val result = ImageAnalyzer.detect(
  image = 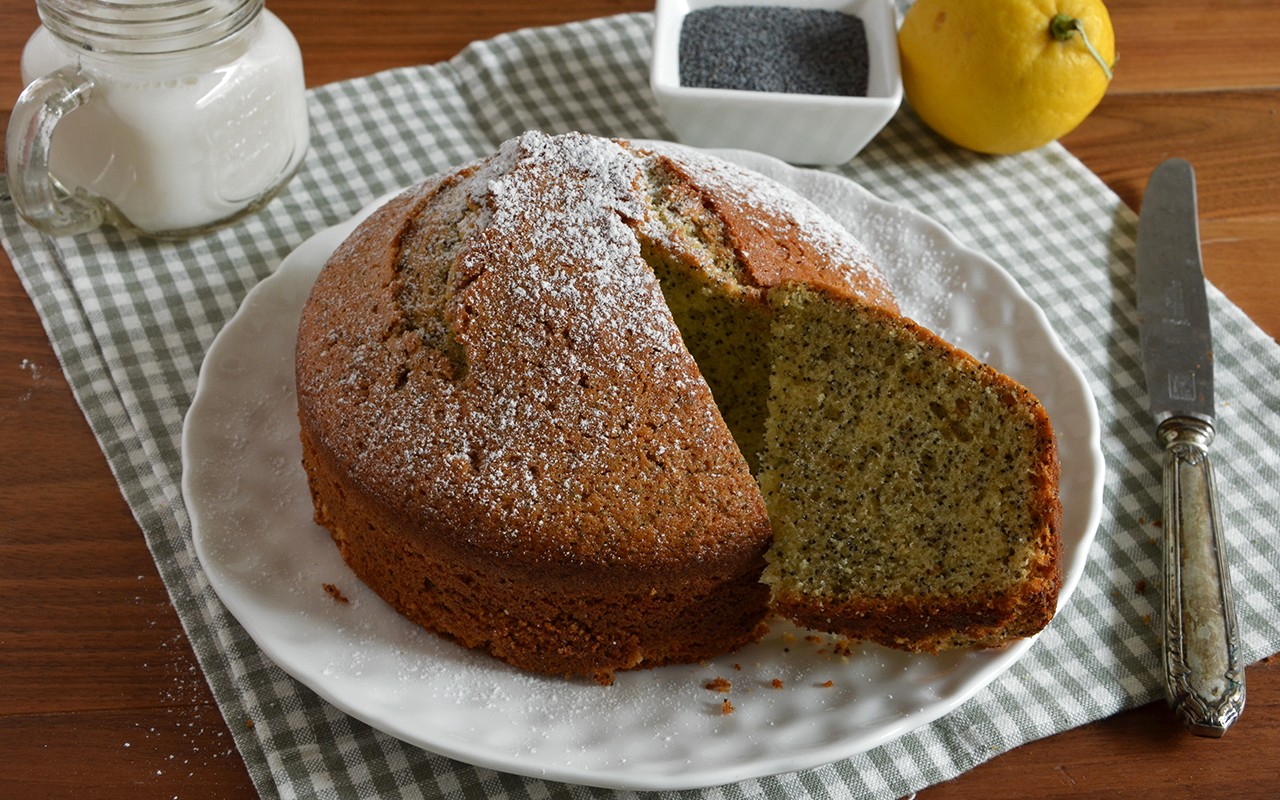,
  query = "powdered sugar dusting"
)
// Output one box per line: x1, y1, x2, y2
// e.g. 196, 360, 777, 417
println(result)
301, 131, 761, 565
639, 140, 895, 304
438, 133, 714, 528
297, 131, 910, 565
